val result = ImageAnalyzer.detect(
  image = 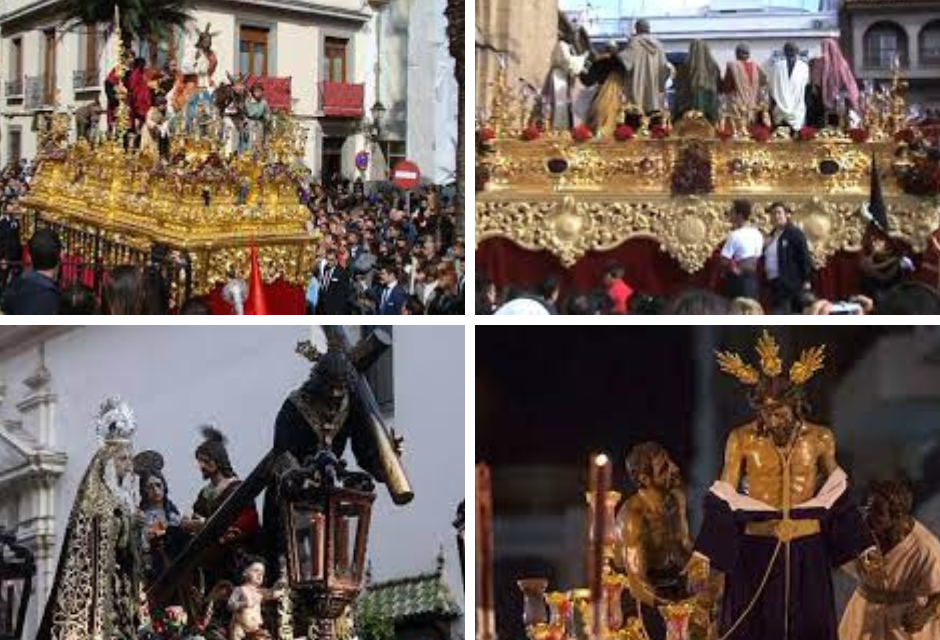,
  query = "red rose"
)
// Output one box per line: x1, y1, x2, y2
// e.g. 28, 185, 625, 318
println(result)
798, 126, 818, 141
895, 128, 916, 145
522, 125, 541, 141
750, 125, 771, 143
650, 125, 669, 140
572, 124, 594, 142
614, 124, 635, 141
480, 126, 496, 142
849, 128, 868, 144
